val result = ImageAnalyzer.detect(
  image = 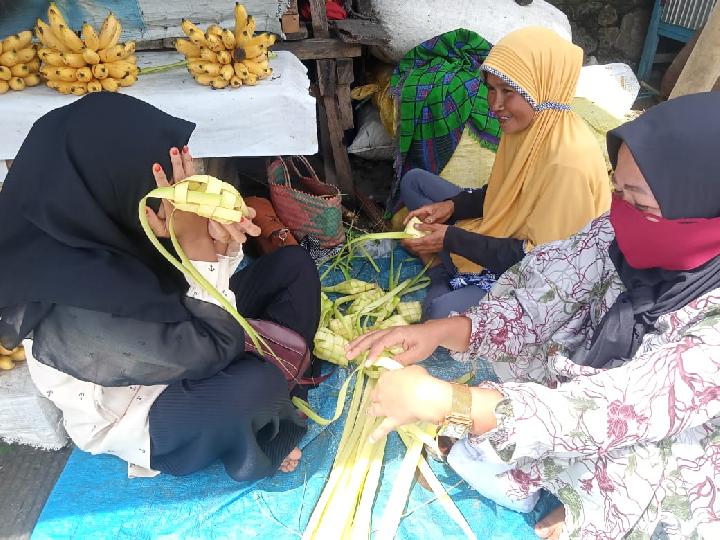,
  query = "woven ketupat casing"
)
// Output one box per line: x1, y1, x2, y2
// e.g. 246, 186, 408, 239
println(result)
268, 156, 345, 248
